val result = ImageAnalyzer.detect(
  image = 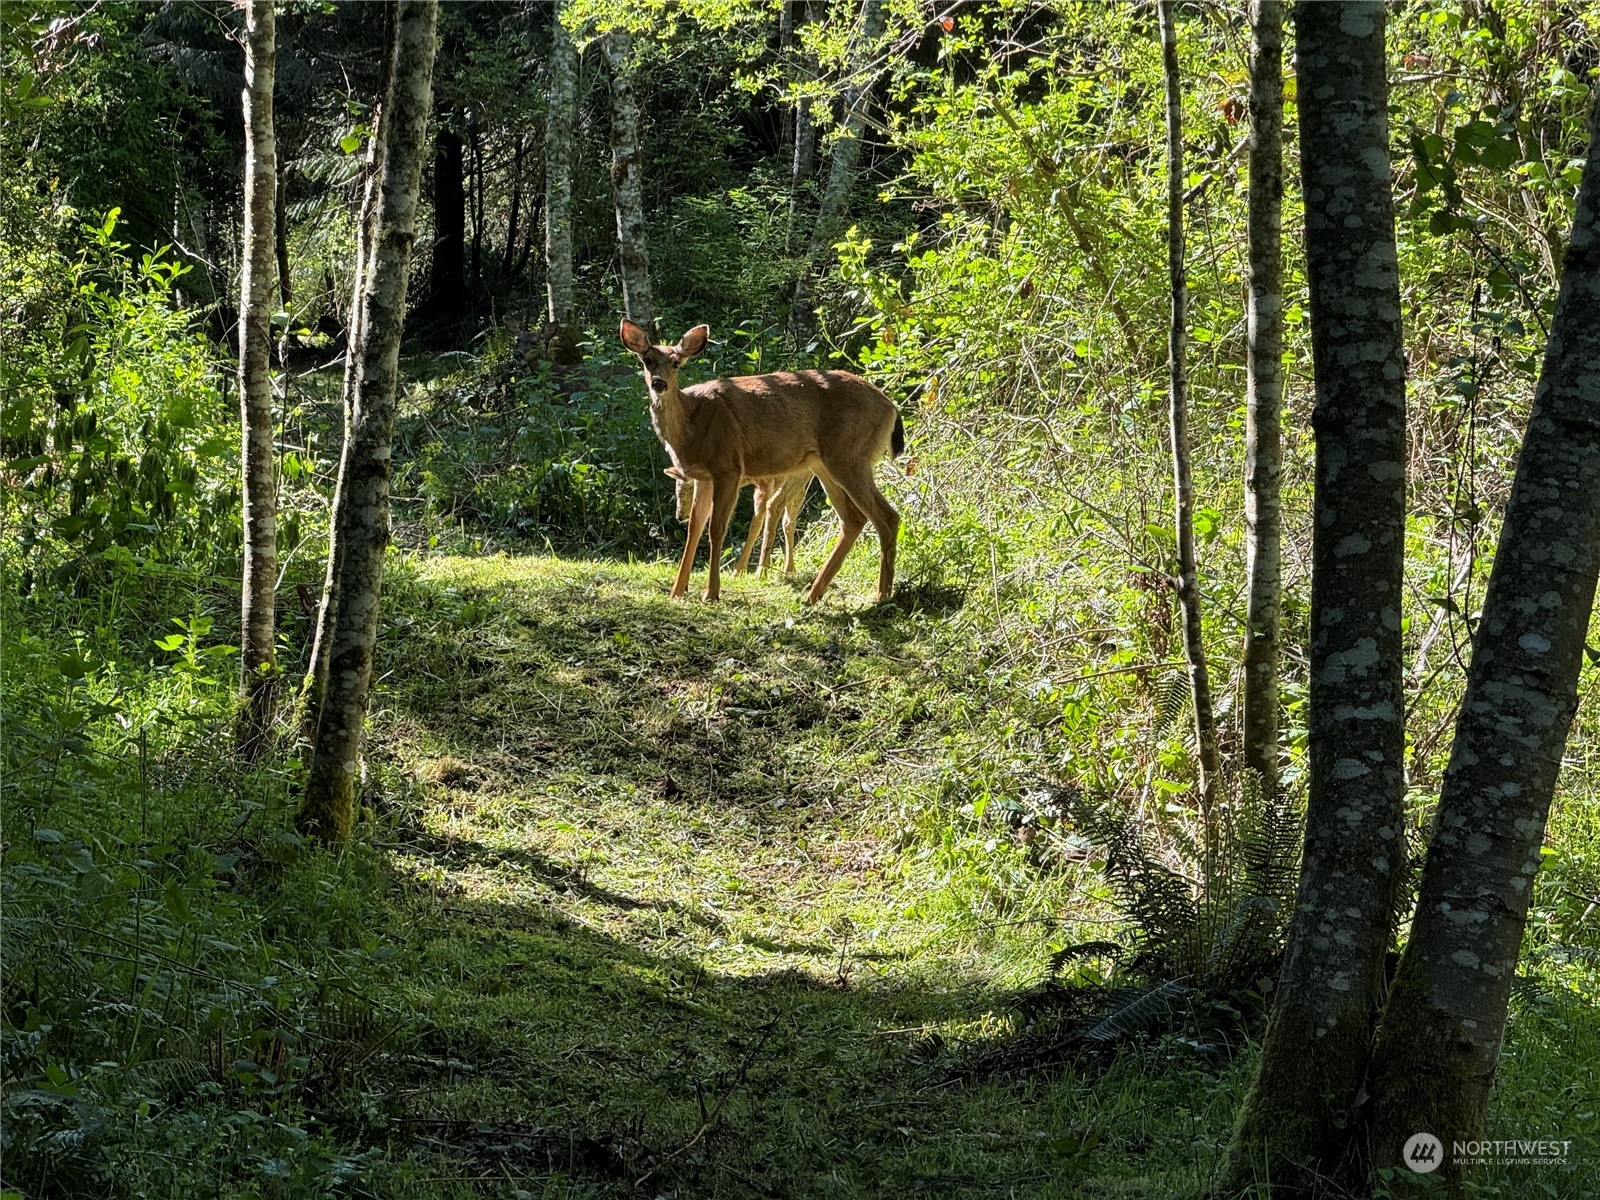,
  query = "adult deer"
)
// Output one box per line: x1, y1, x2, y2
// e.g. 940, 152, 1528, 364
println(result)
622, 319, 902, 604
